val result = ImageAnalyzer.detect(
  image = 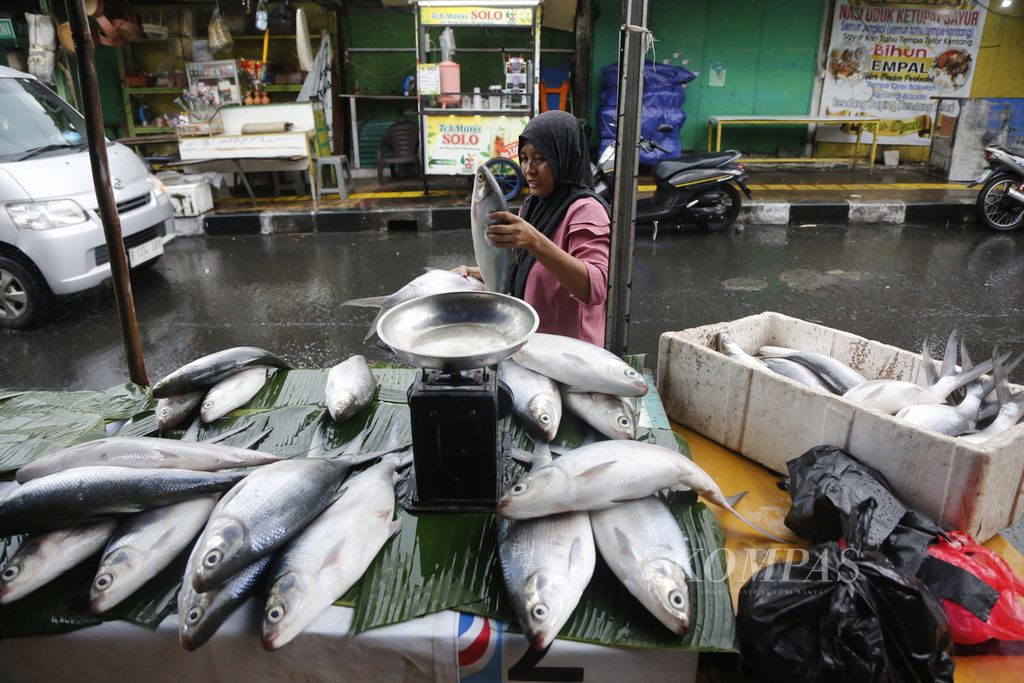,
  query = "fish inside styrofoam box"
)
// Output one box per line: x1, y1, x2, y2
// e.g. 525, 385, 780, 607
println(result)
656, 311, 1024, 542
